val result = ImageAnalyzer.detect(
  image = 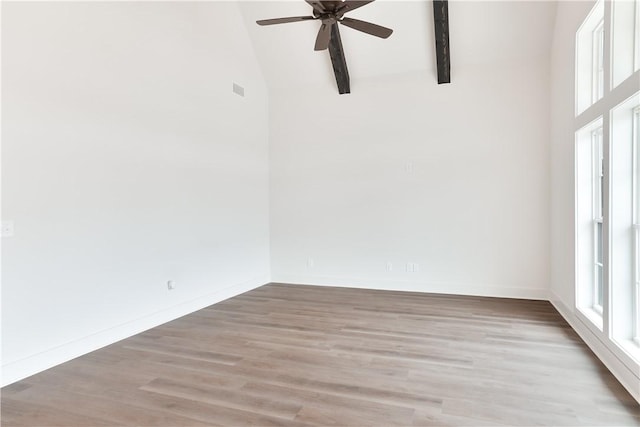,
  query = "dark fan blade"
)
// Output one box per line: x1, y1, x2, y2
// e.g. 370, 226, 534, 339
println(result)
257, 16, 316, 26
336, 0, 375, 15
339, 17, 393, 38
314, 21, 333, 51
